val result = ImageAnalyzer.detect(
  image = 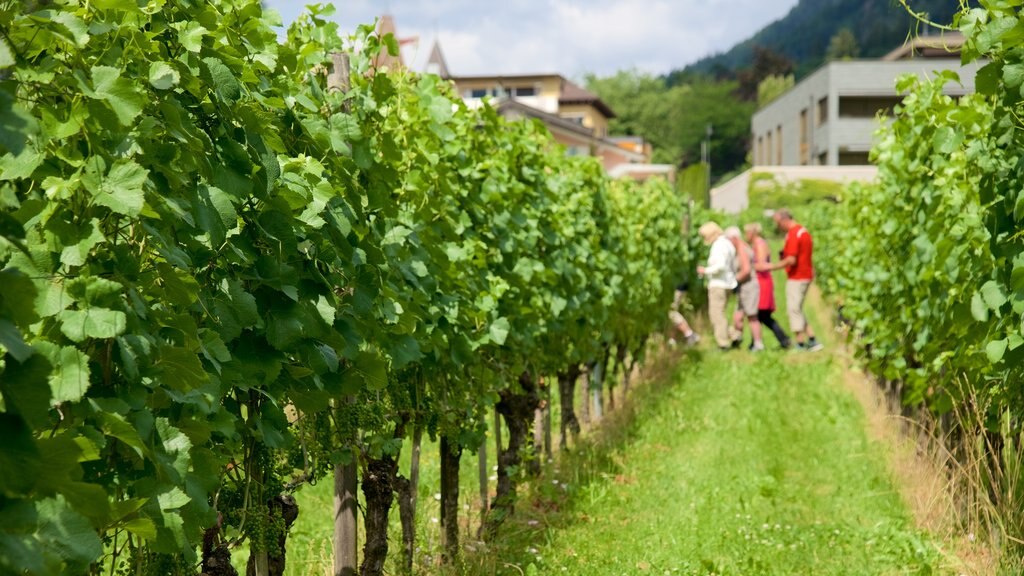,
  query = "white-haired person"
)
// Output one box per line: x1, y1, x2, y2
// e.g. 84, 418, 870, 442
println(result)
725, 226, 765, 351
745, 222, 791, 349
696, 222, 737, 350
